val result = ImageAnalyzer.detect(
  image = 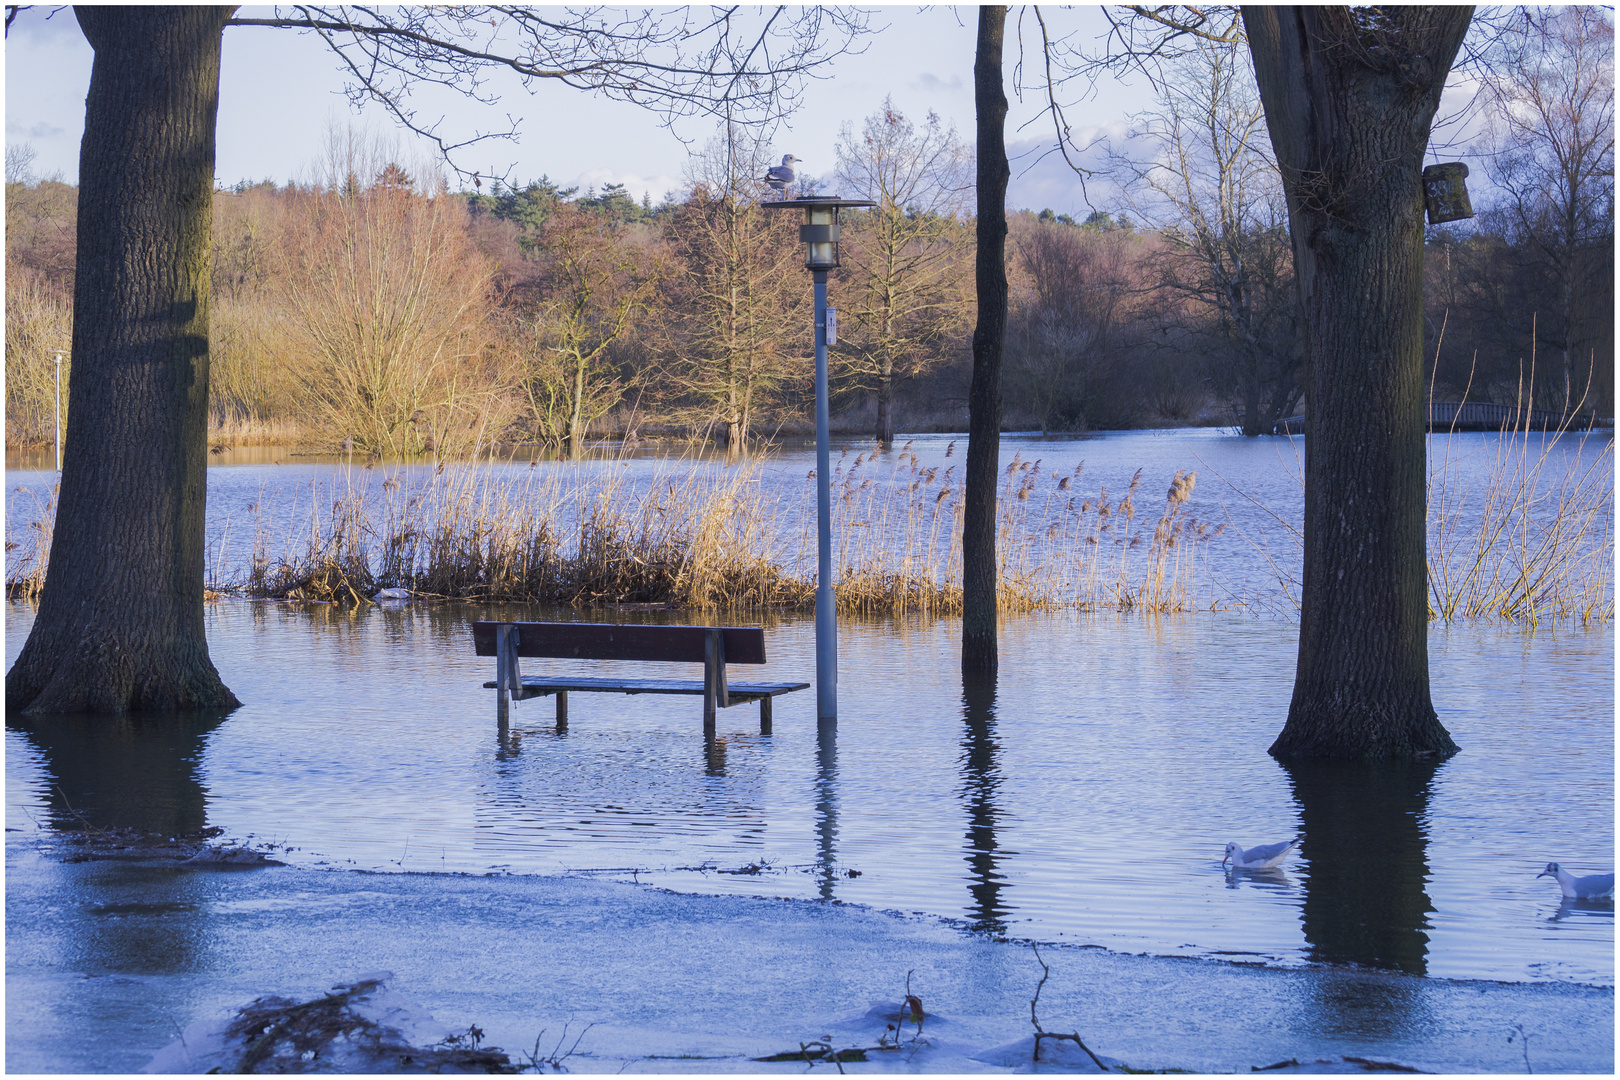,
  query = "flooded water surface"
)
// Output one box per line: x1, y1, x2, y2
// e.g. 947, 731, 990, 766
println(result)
5, 430, 1613, 991
6, 600, 1612, 987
